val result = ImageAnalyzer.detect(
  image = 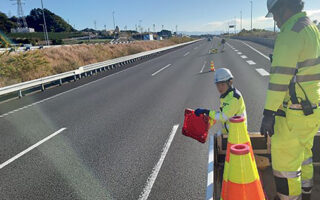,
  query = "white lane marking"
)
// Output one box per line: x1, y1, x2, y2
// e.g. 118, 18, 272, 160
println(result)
0, 59, 158, 119
200, 61, 207, 73
241, 41, 270, 60
138, 124, 180, 200
234, 49, 238, 52
206, 135, 214, 200
241, 55, 248, 59
246, 60, 256, 65
0, 128, 67, 170
237, 52, 242, 55
184, 52, 190, 56
256, 68, 270, 76
151, 64, 172, 76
